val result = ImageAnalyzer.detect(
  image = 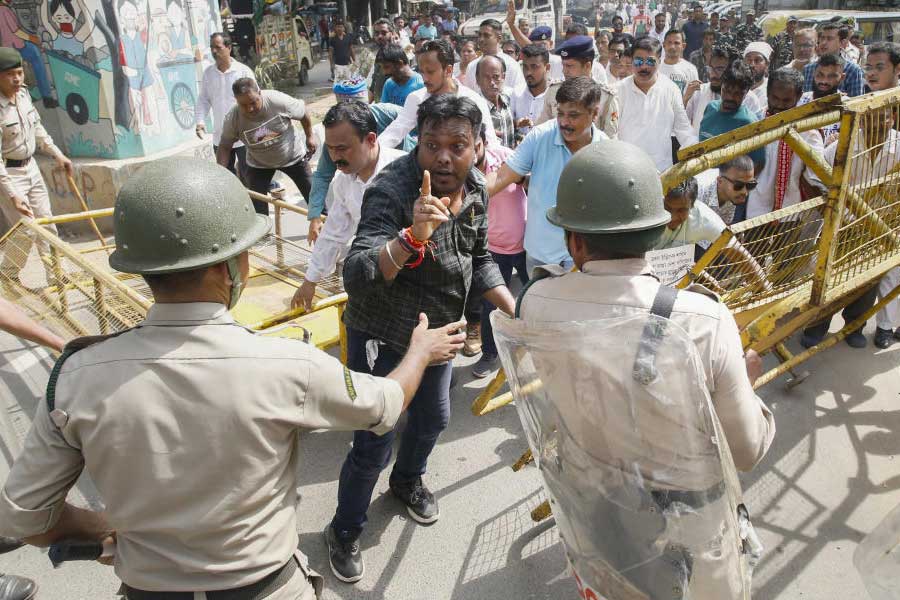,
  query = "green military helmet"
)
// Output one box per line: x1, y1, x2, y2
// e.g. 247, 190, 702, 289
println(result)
109, 157, 270, 275
546, 140, 669, 253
